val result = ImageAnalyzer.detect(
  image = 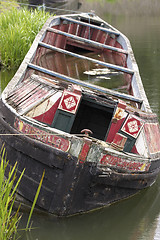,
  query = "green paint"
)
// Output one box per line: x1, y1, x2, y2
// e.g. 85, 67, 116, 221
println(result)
52, 110, 76, 133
